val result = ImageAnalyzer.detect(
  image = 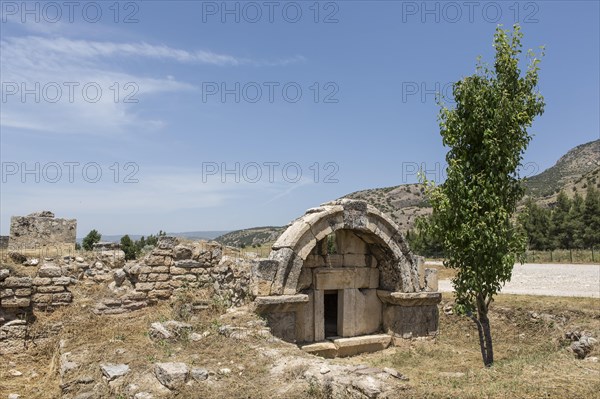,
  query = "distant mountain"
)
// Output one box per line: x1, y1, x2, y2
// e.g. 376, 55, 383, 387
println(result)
343, 139, 599, 233
188, 140, 600, 248
77, 231, 229, 243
